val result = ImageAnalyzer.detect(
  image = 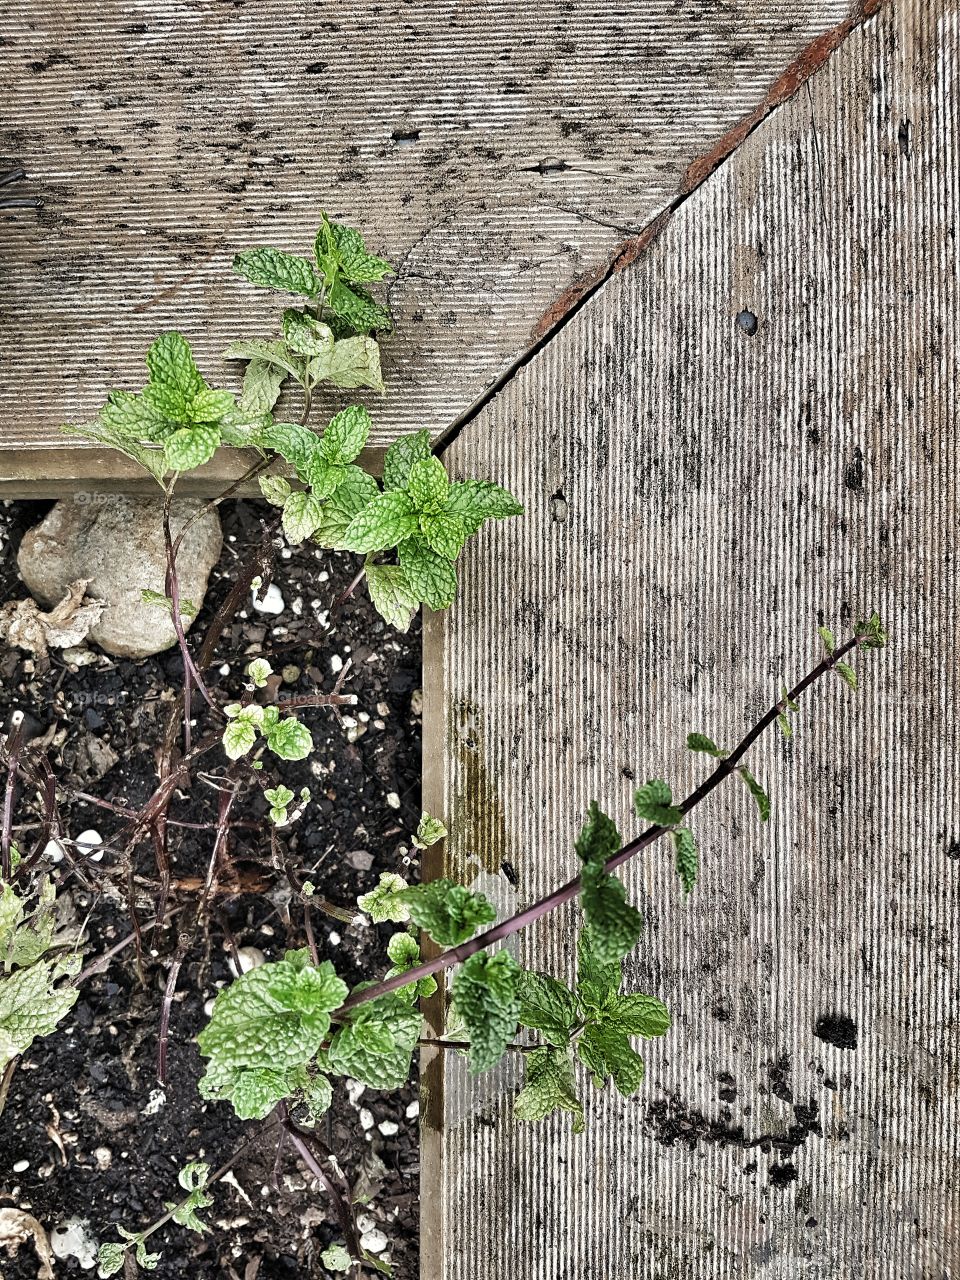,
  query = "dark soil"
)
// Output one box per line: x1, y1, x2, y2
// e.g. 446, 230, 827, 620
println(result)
0, 498, 423, 1279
